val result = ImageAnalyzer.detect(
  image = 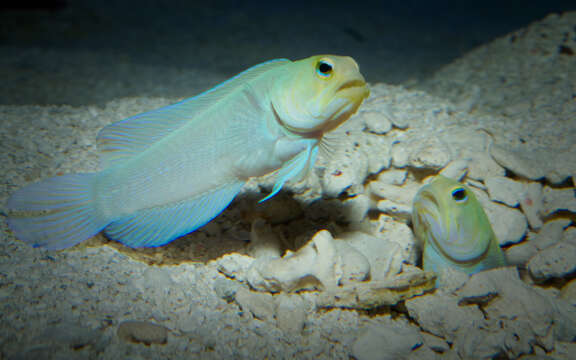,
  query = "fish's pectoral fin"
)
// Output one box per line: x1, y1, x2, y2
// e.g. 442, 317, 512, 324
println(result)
104, 182, 244, 248
259, 144, 318, 203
